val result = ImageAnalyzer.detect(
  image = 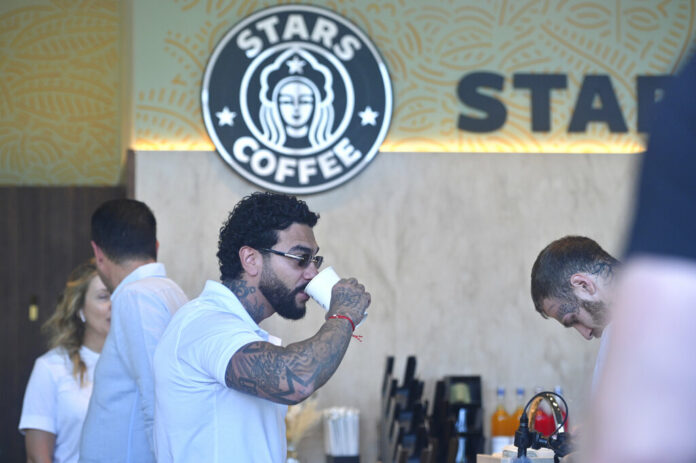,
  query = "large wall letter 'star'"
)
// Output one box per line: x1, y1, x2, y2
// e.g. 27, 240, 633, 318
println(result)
202, 5, 393, 194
